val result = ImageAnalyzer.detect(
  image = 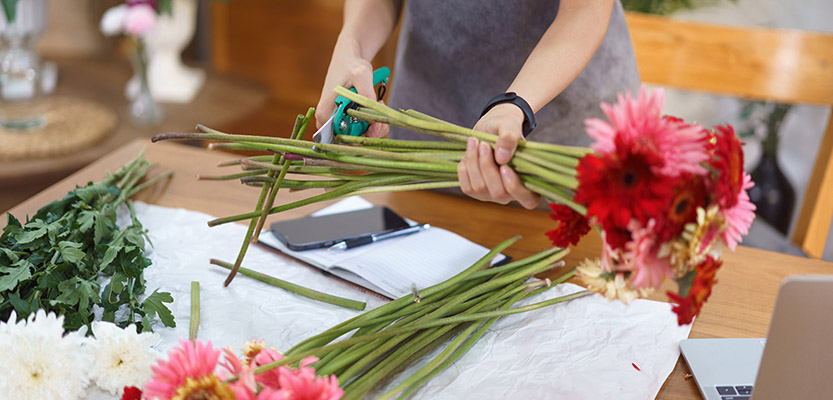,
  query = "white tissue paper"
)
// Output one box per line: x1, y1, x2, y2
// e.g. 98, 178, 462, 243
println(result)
124, 201, 691, 399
